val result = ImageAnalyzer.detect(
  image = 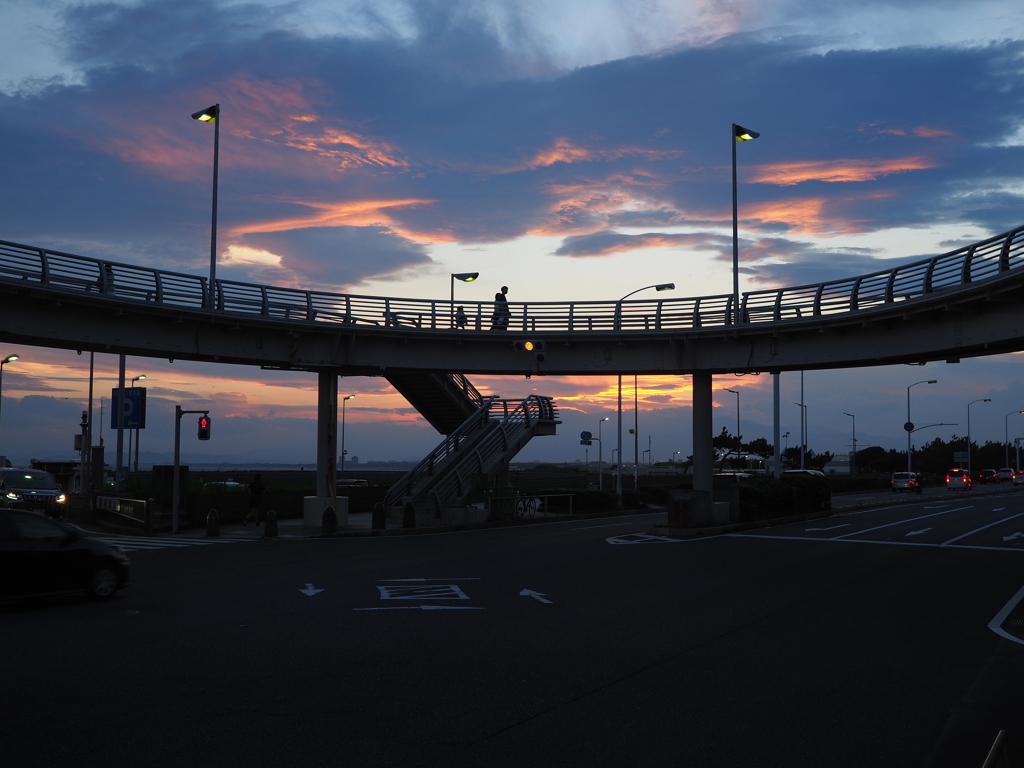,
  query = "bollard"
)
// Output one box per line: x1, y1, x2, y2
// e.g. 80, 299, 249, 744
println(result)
372, 502, 386, 530
205, 509, 220, 537
322, 505, 337, 536
402, 501, 416, 529
264, 509, 278, 537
